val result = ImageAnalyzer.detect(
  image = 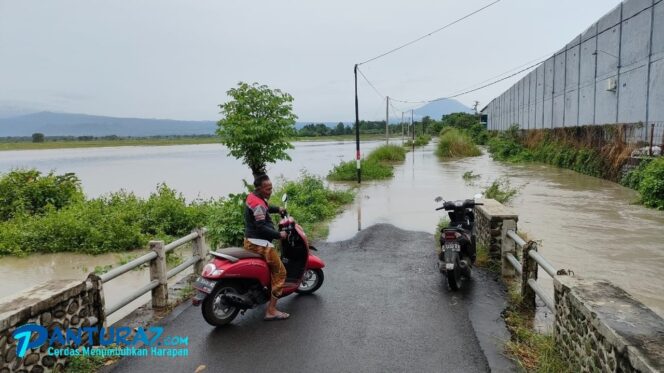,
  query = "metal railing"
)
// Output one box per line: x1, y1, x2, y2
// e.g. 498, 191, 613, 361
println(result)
99, 228, 209, 317
503, 229, 561, 312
